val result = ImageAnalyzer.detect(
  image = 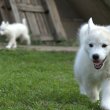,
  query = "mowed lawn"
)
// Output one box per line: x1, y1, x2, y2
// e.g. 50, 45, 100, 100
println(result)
0, 49, 100, 110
